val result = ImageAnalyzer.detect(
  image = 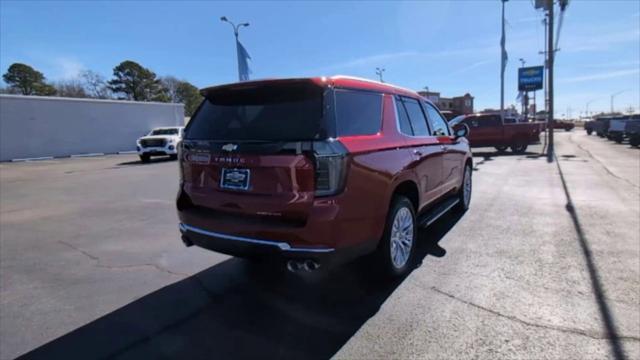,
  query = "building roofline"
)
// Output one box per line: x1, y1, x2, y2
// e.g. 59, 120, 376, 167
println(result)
0, 94, 184, 107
